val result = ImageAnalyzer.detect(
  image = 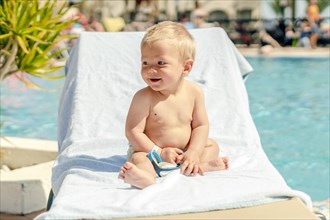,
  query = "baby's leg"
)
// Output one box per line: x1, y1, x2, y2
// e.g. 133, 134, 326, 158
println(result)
119, 152, 156, 189
200, 139, 229, 172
